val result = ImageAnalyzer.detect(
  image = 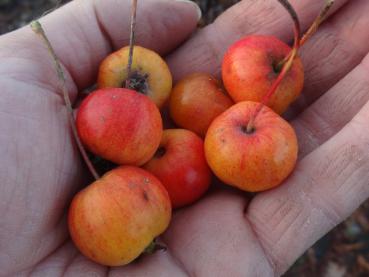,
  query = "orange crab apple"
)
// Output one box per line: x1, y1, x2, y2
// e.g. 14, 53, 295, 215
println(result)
76, 88, 162, 166
68, 166, 171, 266
205, 101, 298, 192
222, 35, 304, 114
98, 45, 172, 108
144, 129, 211, 208
169, 73, 233, 137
